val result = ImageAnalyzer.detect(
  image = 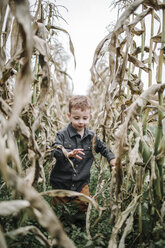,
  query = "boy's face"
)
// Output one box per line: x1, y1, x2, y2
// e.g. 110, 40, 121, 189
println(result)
67, 108, 91, 133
